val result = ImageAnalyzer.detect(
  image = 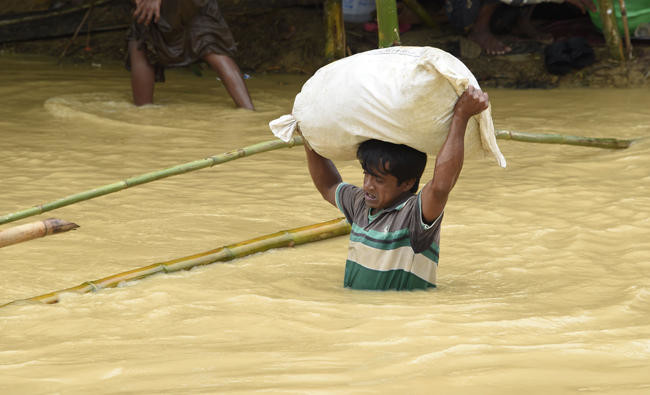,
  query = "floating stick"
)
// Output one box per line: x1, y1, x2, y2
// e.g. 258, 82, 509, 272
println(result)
0, 218, 78, 248
0, 217, 351, 308
495, 130, 633, 149
0, 136, 303, 226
